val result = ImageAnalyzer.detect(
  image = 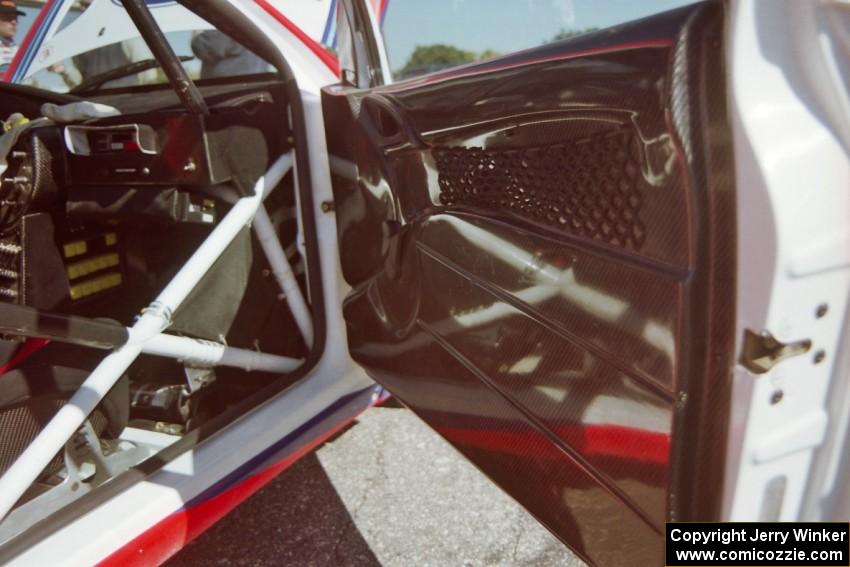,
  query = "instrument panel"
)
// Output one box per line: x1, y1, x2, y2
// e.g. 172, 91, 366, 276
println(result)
63, 113, 215, 187
60, 101, 276, 198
